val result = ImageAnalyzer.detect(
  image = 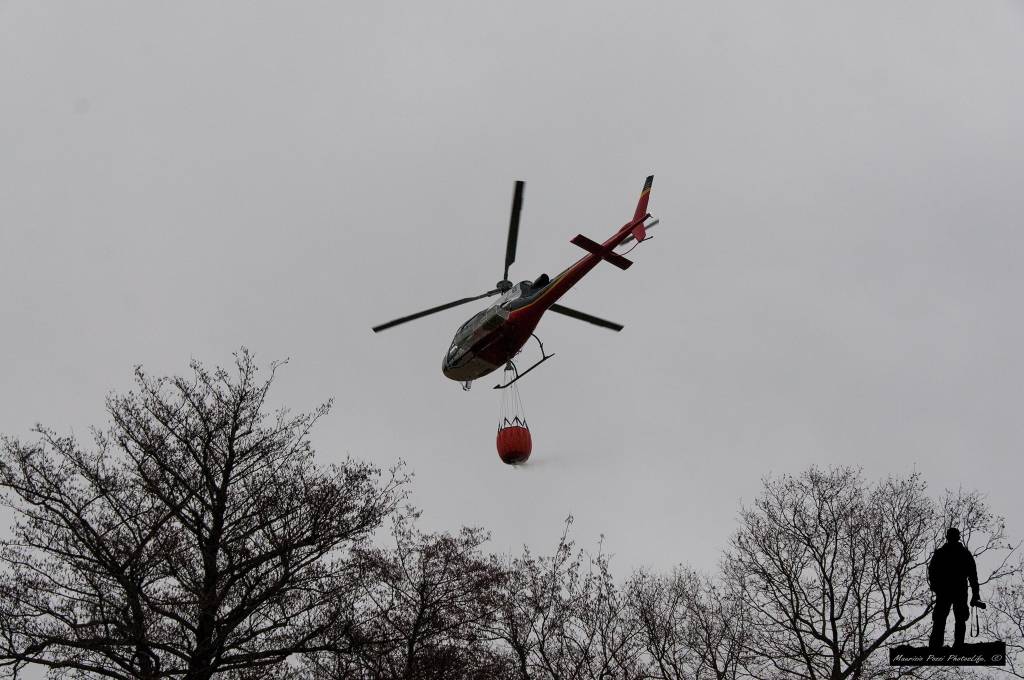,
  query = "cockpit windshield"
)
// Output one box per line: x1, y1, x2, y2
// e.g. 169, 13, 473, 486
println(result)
456, 310, 488, 335
452, 305, 508, 348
